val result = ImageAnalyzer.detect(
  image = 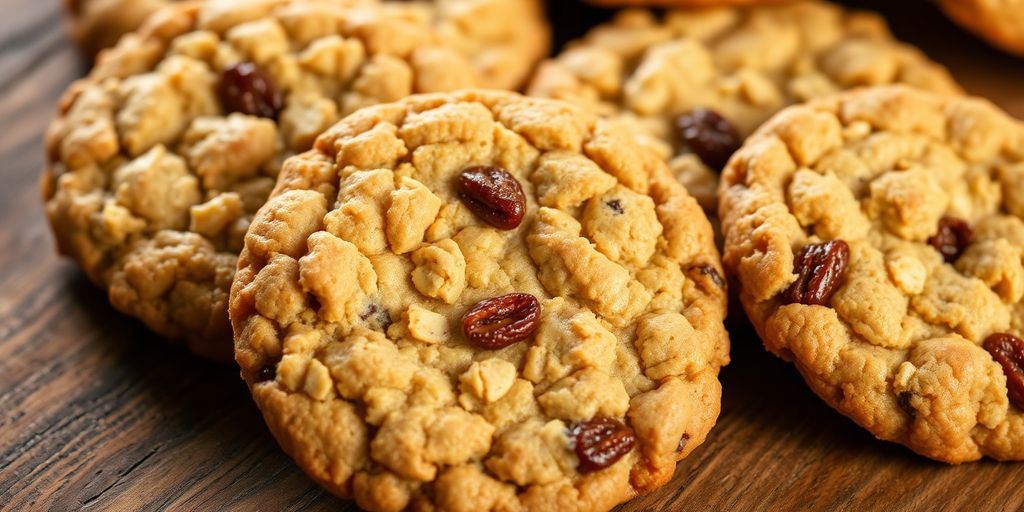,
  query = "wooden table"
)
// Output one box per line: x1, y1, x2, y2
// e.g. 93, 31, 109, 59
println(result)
2, 0, 1022, 510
